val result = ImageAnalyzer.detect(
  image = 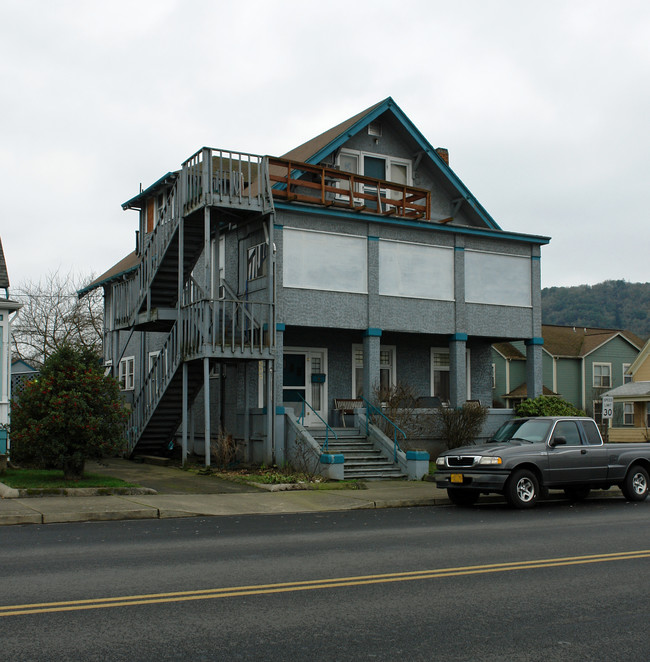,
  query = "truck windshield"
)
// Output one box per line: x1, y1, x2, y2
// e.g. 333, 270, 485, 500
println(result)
491, 419, 552, 444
